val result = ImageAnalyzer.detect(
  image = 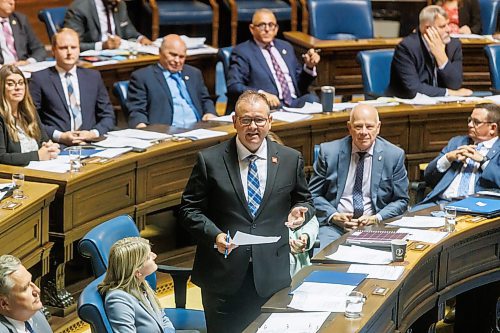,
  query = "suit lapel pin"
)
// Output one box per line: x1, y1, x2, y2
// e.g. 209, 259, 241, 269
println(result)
184, 75, 189, 81
378, 156, 382, 161
11, 20, 16, 25
272, 156, 278, 164
282, 49, 287, 55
